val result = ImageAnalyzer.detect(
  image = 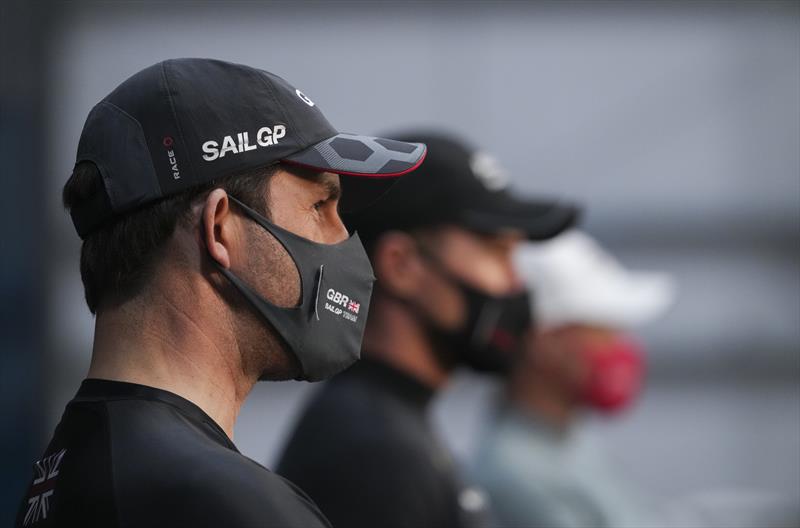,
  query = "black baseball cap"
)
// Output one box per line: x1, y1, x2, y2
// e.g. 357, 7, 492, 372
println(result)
344, 131, 580, 242
69, 58, 427, 239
